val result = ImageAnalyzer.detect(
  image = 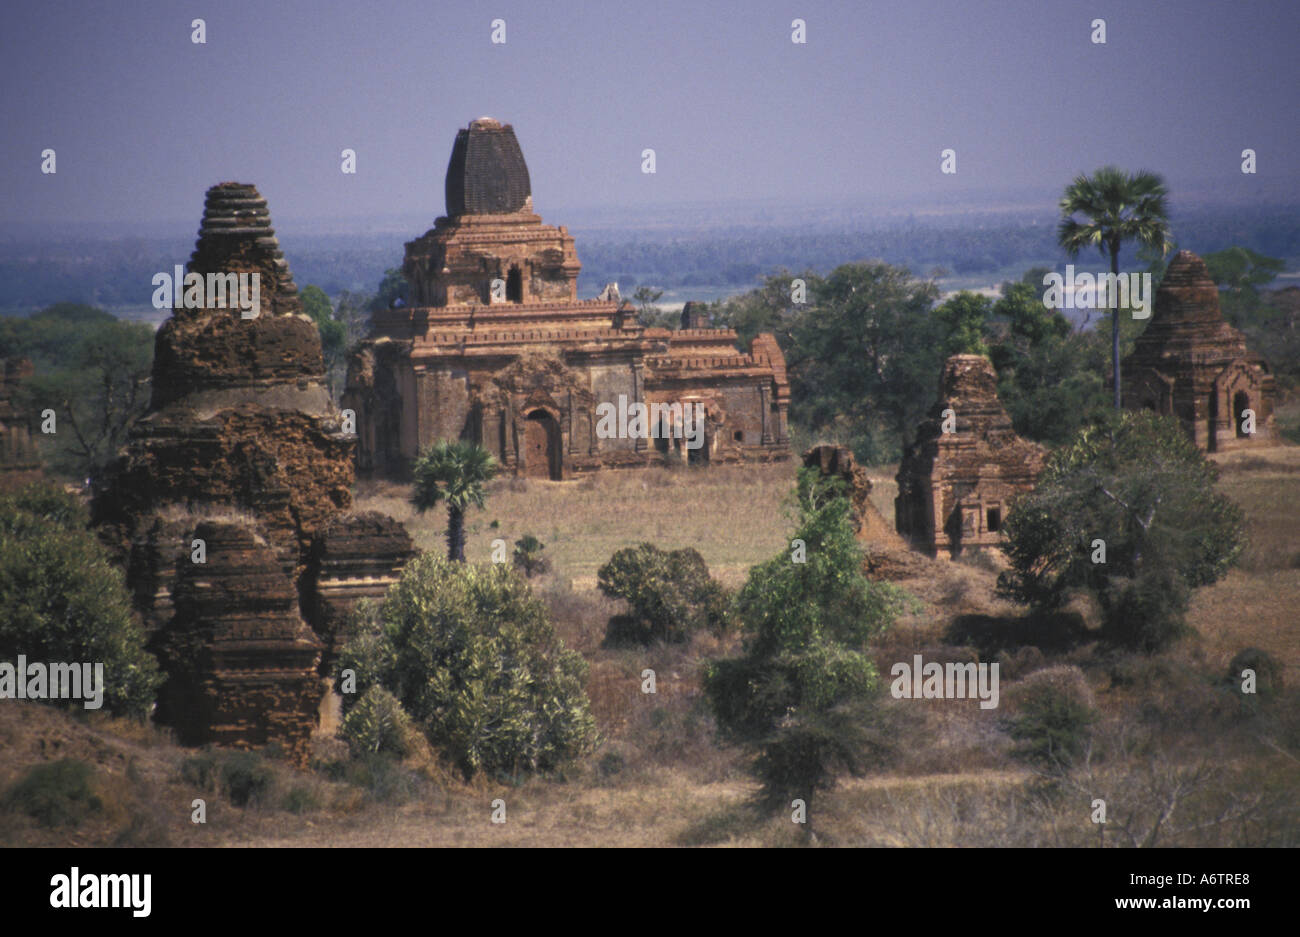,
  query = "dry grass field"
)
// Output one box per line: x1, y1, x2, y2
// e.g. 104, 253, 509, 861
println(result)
355, 462, 801, 590
3, 442, 1296, 848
